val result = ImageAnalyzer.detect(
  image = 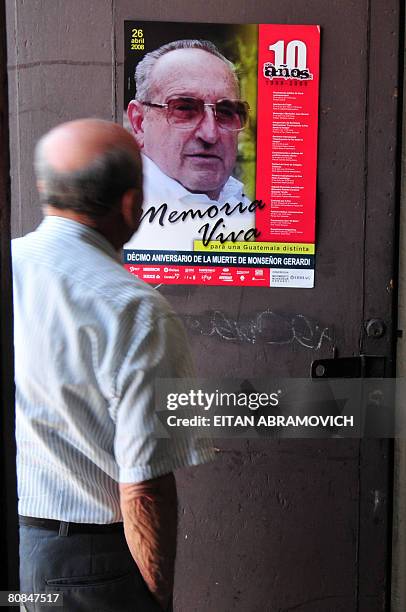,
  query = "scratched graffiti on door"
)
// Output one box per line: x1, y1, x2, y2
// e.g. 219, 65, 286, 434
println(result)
183, 310, 334, 350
